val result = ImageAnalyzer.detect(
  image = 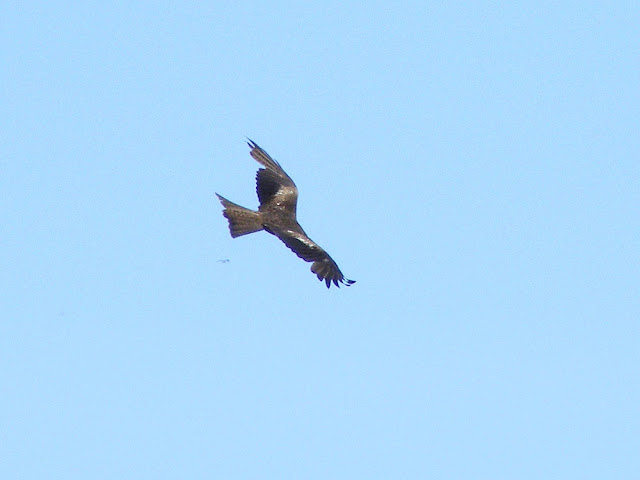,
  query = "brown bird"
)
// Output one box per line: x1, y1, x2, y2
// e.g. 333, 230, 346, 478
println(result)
216, 140, 355, 288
